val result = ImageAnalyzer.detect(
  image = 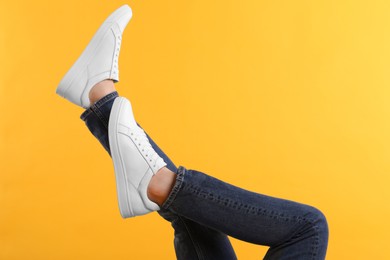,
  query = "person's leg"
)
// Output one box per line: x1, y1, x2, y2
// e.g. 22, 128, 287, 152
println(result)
108, 95, 328, 259
55, 4, 236, 256
57, 5, 328, 258
154, 167, 329, 260
80, 84, 237, 260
